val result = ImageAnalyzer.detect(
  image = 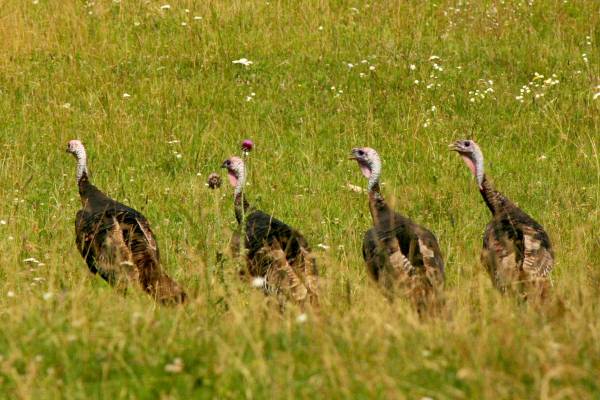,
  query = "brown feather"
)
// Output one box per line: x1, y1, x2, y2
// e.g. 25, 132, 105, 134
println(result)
233, 199, 319, 309
74, 176, 186, 304
480, 176, 554, 301
363, 183, 445, 314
